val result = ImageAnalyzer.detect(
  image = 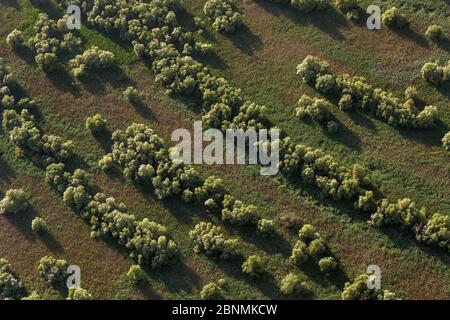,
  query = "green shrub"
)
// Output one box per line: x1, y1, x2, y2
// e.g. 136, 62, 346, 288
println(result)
421, 62, 444, 86
67, 287, 93, 300
382, 7, 408, 28
37, 256, 68, 284
31, 217, 47, 233
204, 0, 242, 33
70, 46, 115, 78
308, 238, 327, 259
318, 257, 337, 274
189, 222, 238, 259
257, 219, 275, 236
279, 273, 309, 296
418, 213, 450, 252
338, 94, 353, 111
221, 195, 257, 225
404, 86, 419, 102
22, 291, 41, 300
35, 53, 60, 73
99, 154, 114, 172
342, 273, 398, 300
289, 240, 309, 265
295, 95, 331, 123
315, 74, 337, 94
199, 281, 224, 300
291, 0, 329, 12
242, 255, 265, 277
0, 188, 31, 215
296, 55, 331, 85
127, 265, 147, 283
123, 86, 141, 104
86, 114, 108, 134
6, 29, 25, 48
298, 224, 320, 242
425, 25, 443, 42
0, 258, 26, 300
335, 0, 361, 21
442, 131, 450, 151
